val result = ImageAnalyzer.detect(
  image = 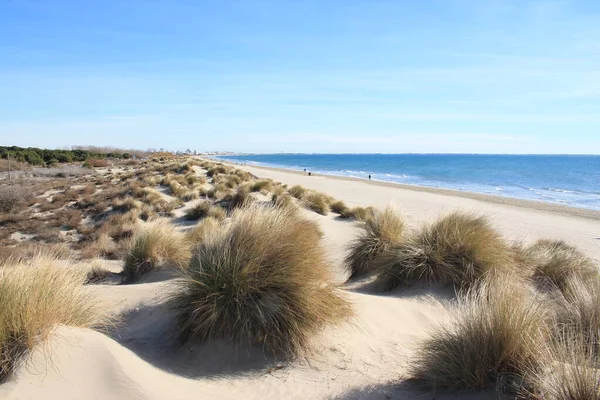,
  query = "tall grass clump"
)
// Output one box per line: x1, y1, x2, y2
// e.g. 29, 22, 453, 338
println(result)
185, 217, 221, 245
170, 204, 352, 356
251, 179, 273, 193
411, 276, 551, 392
288, 185, 306, 199
123, 219, 190, 282
207, 205, 226, 220
524, 239, 598, 290
339, 206, 375, 221
229, 186, 253, 210
225, 175, 242, 188
272, 193, 297, 211
557, 275, 600, 351
0, 256, 113, 380
376, 212, 514, 291
302, 191, 330, 215
523, 329, 600, 400
330, 200, 348, 214
345, 206, 406, 280
184, 201, 211, 221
